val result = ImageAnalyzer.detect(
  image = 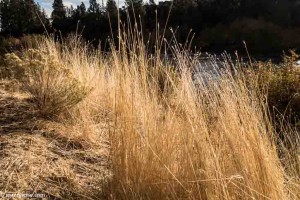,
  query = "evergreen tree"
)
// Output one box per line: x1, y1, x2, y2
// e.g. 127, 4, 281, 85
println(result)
51, 0, 66, 38
72, 2, 87, 19
88, 0, 100, 13
22, 0, 39, 32
7, 0, 22, 34
0, 0, 11, 32
144, 0, 157, 31
125, 0, 145, 17
125, 0, 145, 29
78, 2, 87, 17
106, 0, 118, 18
149, 0, 156, 5
0, 0, 48, 35
41, 8, 50, 28
52, 0, 66, 22
66, 5, 74, 17
106, 0, 118, 32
